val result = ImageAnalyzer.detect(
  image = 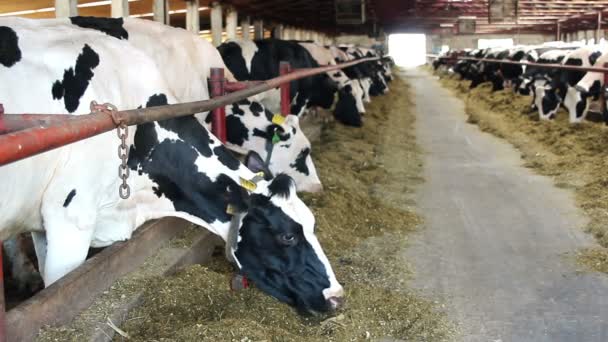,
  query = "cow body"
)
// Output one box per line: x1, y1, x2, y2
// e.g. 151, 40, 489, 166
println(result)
0, 17, 343, 312
67, 17, 322, 192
